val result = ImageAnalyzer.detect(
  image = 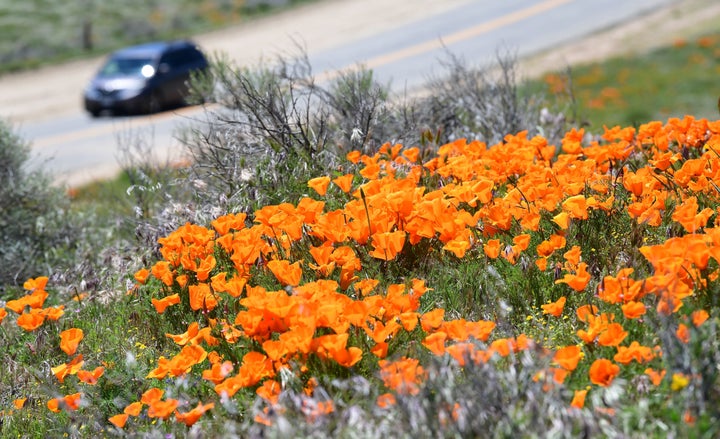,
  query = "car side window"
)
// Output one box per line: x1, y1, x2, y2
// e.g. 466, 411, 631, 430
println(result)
160, 51, 181, 69
157, 46, 206, 75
